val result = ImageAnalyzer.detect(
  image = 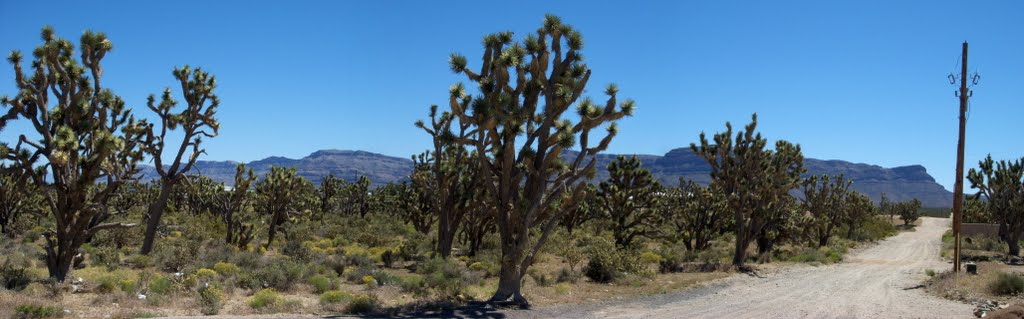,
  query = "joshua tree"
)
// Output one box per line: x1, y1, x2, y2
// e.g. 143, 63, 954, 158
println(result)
344, 176, 372, 218
967, 155, 1024, 255
212, 164, 257, 249
256, 166, 313, 249
443, 15, 633, 305
0, 27, 150, 281
597, 155, 661, 248
665, 179, 727, 251
460, 190, 495, 257
801, 174, 852, 247
963, 197, 992, 224
691, 114, 804, 267
880, 193, 895, 222
561, 184, 596, 234
139, 66, 220, 255
416, 105, 481, 258
317, 174, 344, 222
895, 199, 922, 226
171, 174, 221, 215
0, 166, 43, 236
398, 172, 438, 234
844, 192, 875, 239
